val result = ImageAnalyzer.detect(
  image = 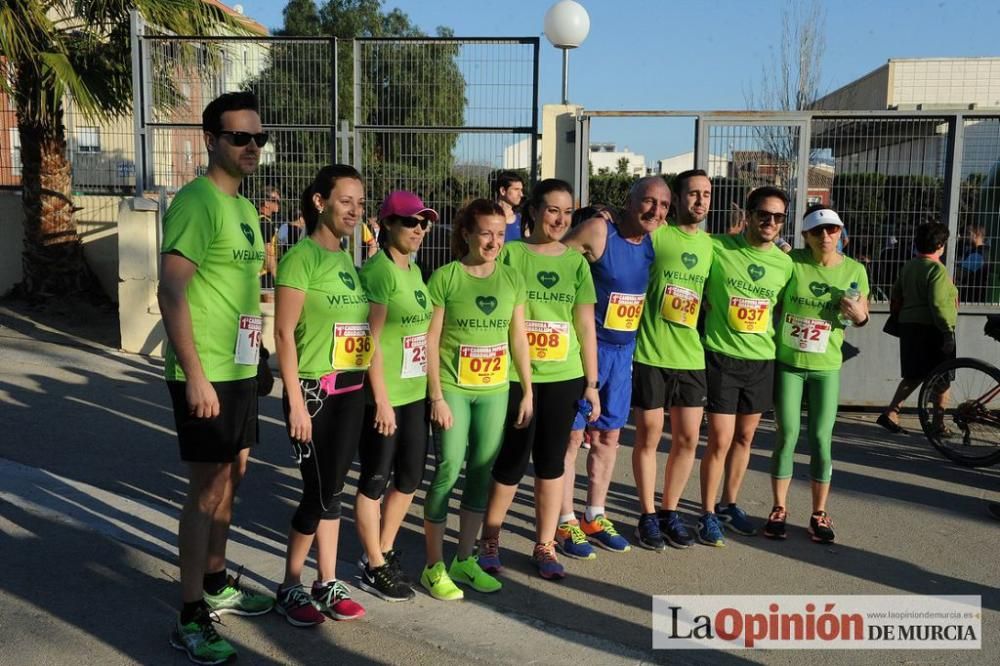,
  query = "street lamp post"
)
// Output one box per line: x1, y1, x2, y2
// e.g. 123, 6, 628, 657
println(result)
543, 0, 590, 105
